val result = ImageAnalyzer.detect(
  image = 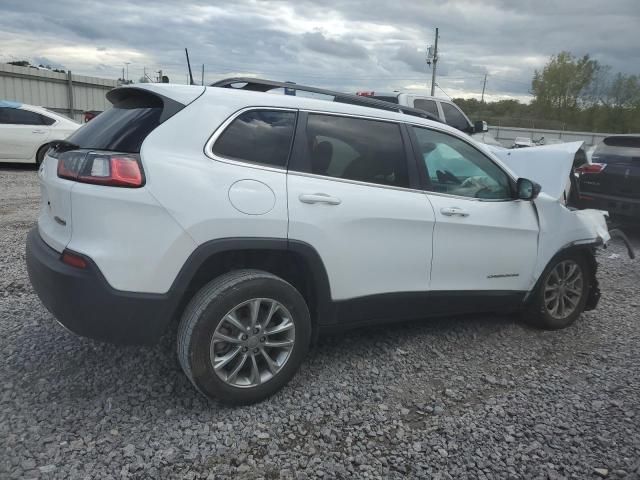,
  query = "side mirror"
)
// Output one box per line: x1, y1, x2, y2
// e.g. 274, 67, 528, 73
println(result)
517, 178, 542, 200
474, 120, 489, 133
